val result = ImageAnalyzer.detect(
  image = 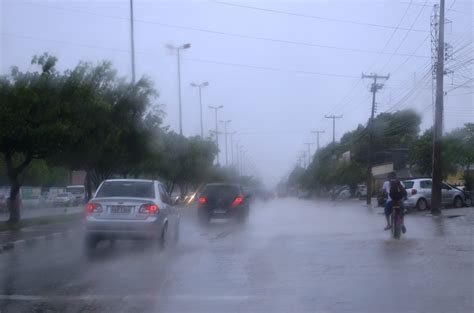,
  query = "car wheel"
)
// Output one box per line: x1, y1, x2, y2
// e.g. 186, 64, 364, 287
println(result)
159, 223, 168, 250
453, 196, 464, 208
85, 234, 98, 251
198, 208, 210, 226
416, 198, 428, 211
